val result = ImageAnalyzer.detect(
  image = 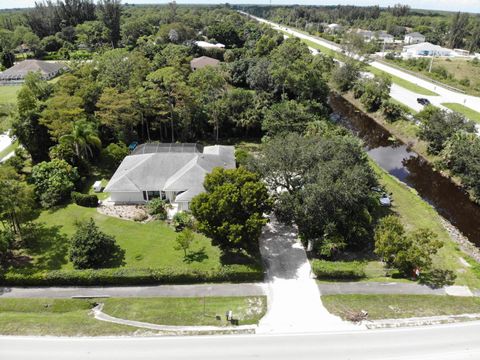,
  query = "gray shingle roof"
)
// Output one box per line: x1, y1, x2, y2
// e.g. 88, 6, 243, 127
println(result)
0, 60, 66, 80
105, 144, 235, 202
190, 56, 220, 70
